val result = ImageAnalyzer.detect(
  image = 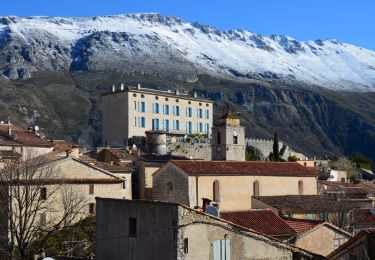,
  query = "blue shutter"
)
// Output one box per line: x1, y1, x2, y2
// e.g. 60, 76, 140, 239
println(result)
144, 103, 147, 112
185, 107, 188, 117
138, 102, 141, 112
138, 117, 141, 127
152, 103, 155, 113
144, 118, 147, 128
